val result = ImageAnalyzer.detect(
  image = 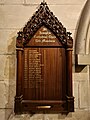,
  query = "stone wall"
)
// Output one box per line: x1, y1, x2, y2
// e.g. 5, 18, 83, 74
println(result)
0, 0, 90, 120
